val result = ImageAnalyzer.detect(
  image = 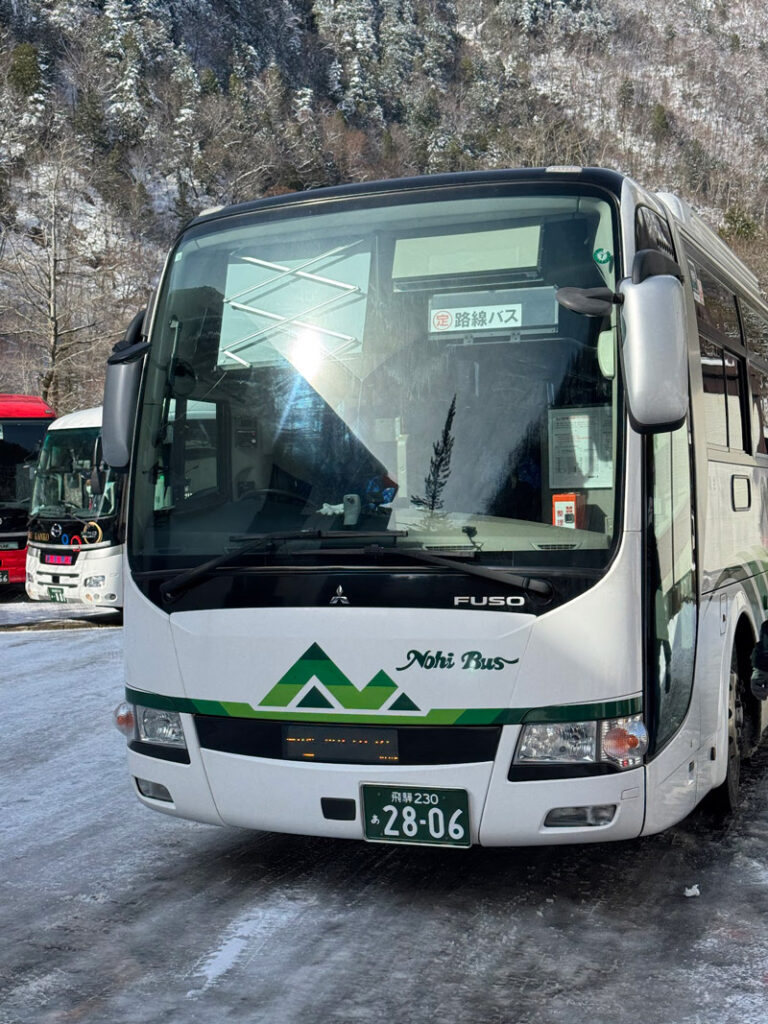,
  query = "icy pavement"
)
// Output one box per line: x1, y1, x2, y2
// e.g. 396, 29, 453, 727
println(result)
1, 626, 768, 1024
0, 588, 120, 631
